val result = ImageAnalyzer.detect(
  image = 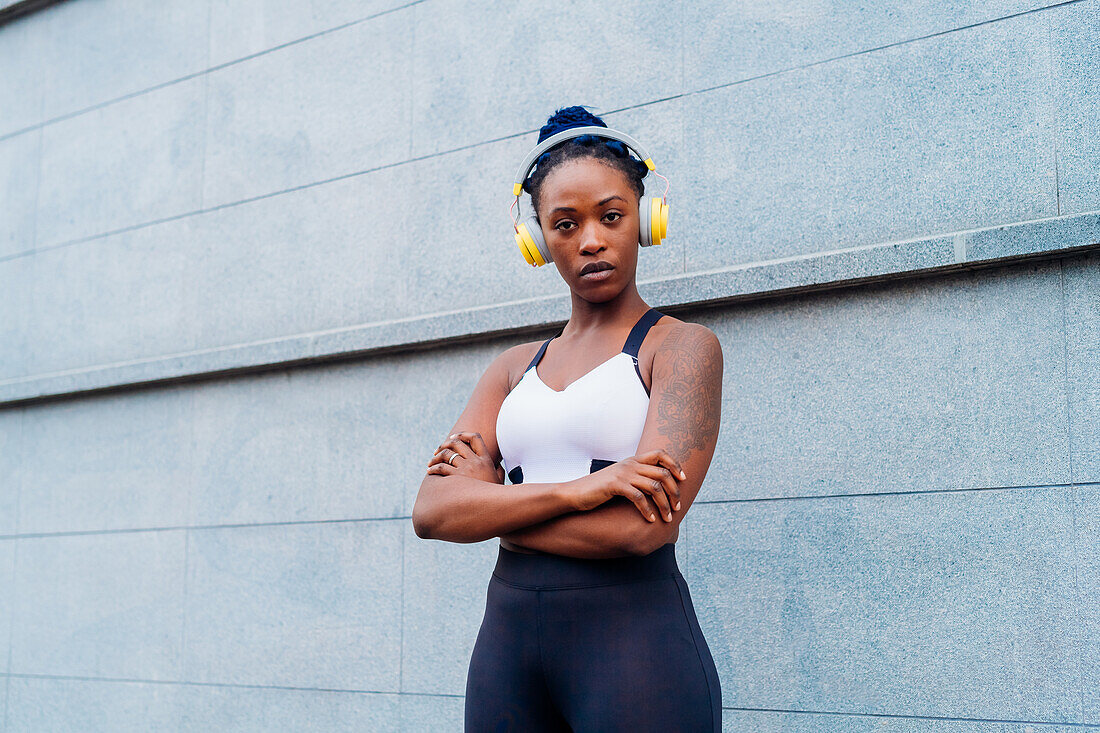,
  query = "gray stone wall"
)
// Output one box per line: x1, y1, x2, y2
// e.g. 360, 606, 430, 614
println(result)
1, 0, 1097, 730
